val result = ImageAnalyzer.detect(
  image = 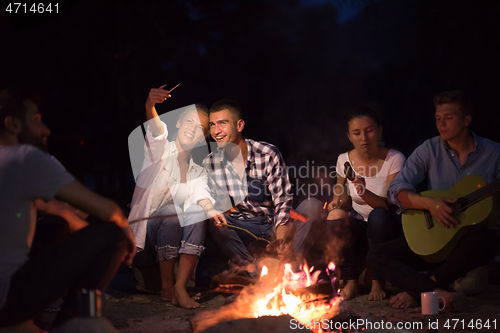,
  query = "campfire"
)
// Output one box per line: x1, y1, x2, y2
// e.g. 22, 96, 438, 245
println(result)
191, 260, 343, 333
